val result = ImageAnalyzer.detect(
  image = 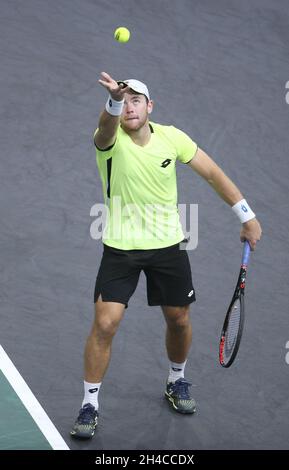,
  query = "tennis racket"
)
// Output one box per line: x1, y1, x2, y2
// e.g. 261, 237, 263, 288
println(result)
219, 240, 251, 367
